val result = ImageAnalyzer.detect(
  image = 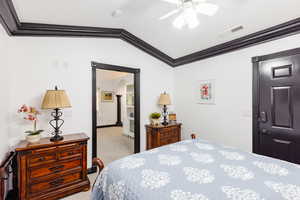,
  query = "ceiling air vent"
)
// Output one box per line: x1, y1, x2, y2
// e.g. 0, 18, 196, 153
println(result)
231, 25, 244, 33
111, 9, 123, 18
